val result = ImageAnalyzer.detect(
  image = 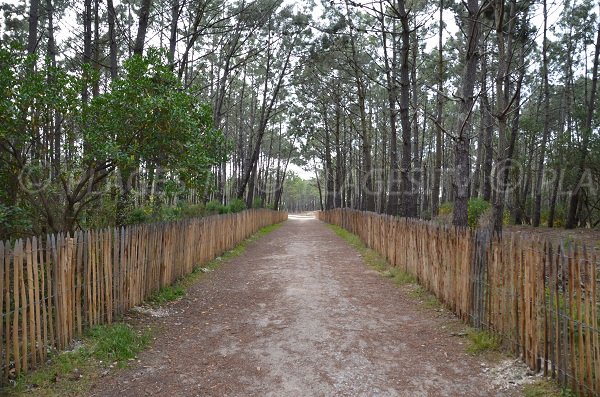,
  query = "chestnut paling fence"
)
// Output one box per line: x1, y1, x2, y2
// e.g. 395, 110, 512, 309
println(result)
318, 209, 600, 397
0, 209, 287, 384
